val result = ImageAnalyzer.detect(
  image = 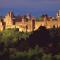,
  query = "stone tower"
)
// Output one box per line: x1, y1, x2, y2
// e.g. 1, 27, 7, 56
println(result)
31, 16, 35, 31
4, 11, 14, 29
0, 18, 3, 31
56, 10, 60, 21
56, 10, 60, 27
